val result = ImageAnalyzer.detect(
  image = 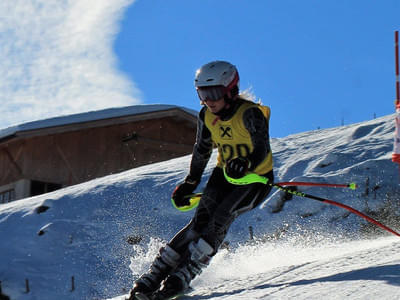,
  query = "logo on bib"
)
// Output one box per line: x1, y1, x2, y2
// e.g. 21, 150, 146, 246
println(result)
219, 126, 233, 139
